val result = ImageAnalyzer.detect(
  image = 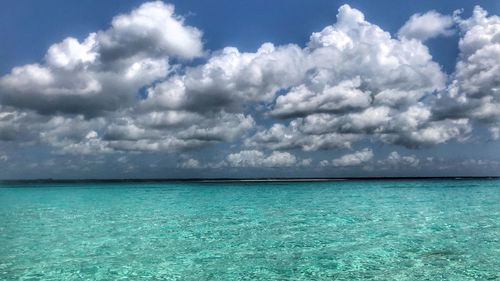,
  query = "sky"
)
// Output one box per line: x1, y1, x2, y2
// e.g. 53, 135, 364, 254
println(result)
0, 0, 499, 179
